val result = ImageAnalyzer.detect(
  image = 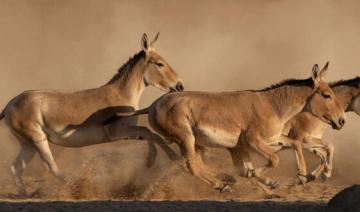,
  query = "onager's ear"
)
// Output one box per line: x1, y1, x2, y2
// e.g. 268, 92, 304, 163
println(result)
320, 61, 329, 80
142, 33, 149, 52
312, 64, 322, 86
150, 32, 160, 49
